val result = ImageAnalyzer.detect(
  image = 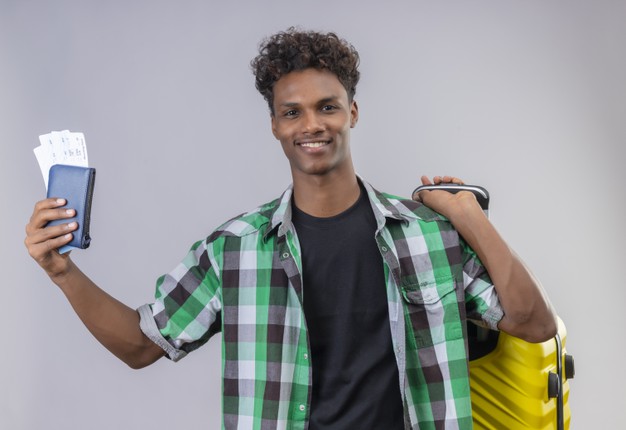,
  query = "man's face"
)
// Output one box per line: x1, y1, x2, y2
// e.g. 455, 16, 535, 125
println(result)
271, 68, 358, 181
